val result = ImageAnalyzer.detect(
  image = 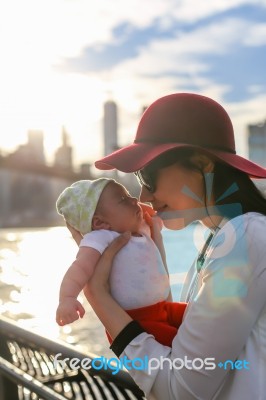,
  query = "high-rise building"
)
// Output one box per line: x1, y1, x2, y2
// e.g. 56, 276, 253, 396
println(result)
54, 126, 73, 170
27, 129, 46, 164
248, 120, 266, 167
8, 129, 46, 164
103, 100, 118, 156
